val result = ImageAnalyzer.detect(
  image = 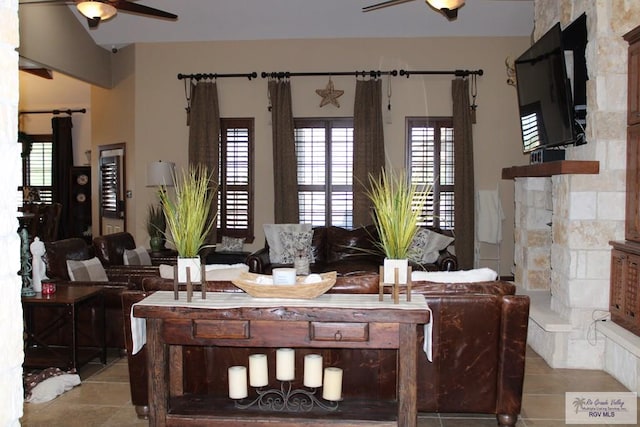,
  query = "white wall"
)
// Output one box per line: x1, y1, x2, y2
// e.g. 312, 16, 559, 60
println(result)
0, 0, 26, 425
